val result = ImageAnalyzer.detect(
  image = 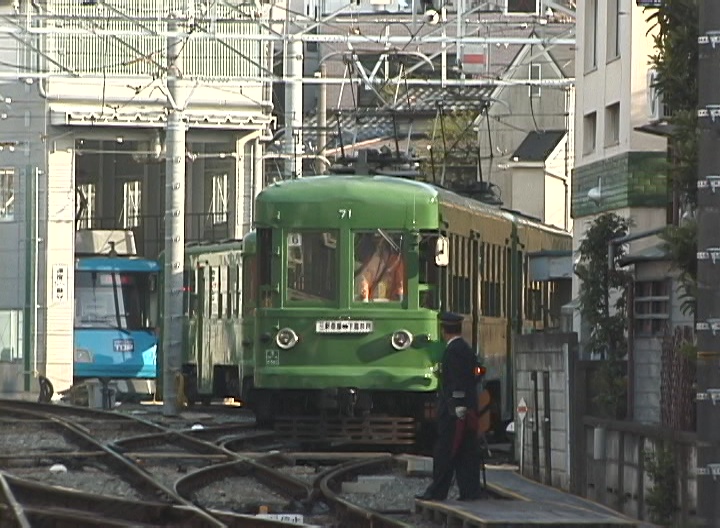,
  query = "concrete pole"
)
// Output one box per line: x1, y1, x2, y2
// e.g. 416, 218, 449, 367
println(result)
315, 64, 327, 175
284, 36, 304, 178
697, 2, 720, 524
456, 0, 464, 77
162, 13, 187, 417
